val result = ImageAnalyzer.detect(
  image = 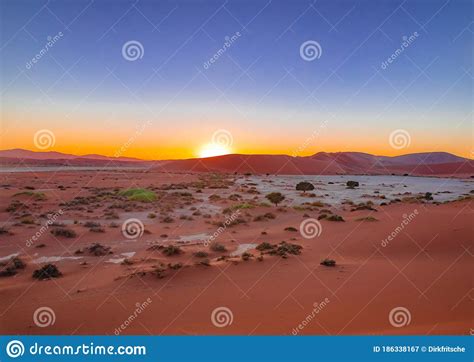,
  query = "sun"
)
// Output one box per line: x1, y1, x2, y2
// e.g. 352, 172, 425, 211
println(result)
198, 143, 231, 158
